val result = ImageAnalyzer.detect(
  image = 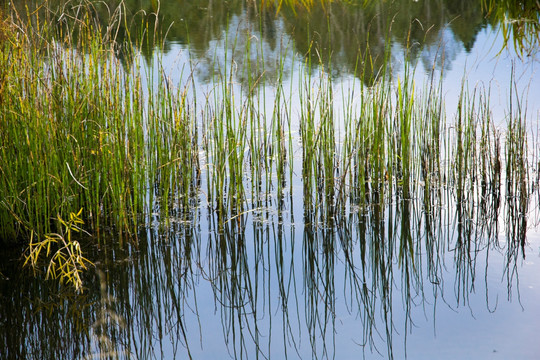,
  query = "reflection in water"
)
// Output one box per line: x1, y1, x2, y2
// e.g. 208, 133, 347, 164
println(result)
1, 1, 540, 359
1, 168, 536, 358
7, 0, 538, 84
